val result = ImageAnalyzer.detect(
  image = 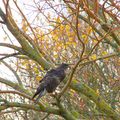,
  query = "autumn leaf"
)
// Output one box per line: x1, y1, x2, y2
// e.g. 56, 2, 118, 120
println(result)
90, 54, 97, 60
